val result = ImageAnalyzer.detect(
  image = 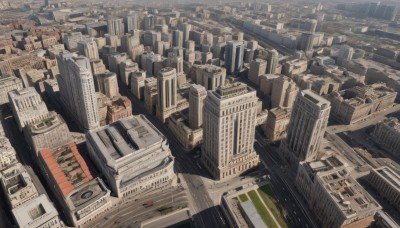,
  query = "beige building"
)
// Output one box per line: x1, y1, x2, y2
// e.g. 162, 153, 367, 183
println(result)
167, 112, 204, 150
24, 111, 72, 155
12, 194, 62, 228
0, 137, 18, 172
90, 59, 107, 76
95, 71, 119, 99
281, 58, 308, 77
108, 53, 128, 77
202, 82, 260, 180
96, 92, 112, 126
263, 107, 291, 142
131, 70, 146, 100
120, 60, 139, 87
296, 156, 381, 228
8, 87, 49, 131
78, 38, 99, 60
190, 64, 226, 90
281, 90, 330, 163
144, 77, 158, 114
294, 74, 340, 96
157, 67, 178, 123
368, 167, 400, 212
106, 96, 132, 124
189, 84, 207, 129
271, 76, 298, 109
371, 118, 400, 158
259, 74, 280, 95
248, 59, 267, 85
0, 163, 39, 209
0, 76, 23, 105
328, 84, 397, 124
86, 115, 177, 198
